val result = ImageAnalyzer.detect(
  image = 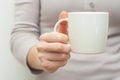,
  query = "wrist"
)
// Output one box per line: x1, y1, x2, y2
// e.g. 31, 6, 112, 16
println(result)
27, 46, 43, 70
